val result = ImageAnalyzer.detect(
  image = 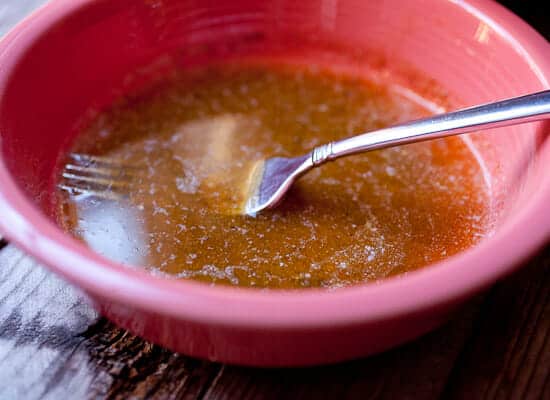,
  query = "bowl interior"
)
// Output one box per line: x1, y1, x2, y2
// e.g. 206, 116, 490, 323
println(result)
0, 0, 548, 279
